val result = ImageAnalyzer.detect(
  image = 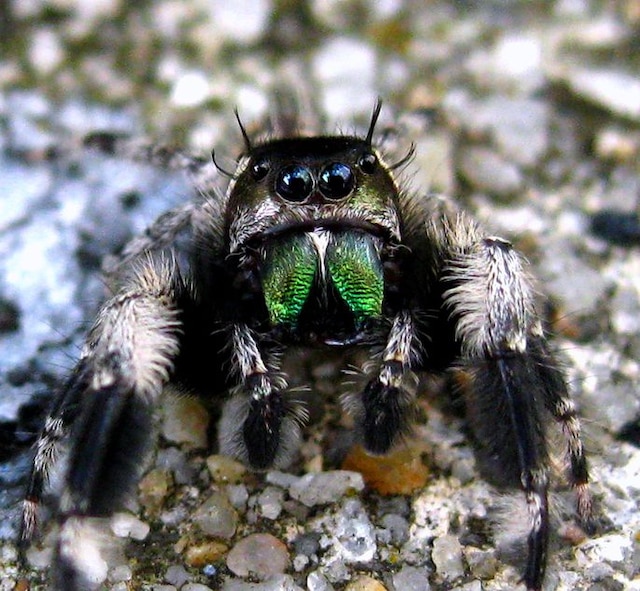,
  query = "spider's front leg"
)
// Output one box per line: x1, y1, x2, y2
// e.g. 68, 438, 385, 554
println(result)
23, 255, 186, 591
218, 323, 306, 470
443, 233, 592, 591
